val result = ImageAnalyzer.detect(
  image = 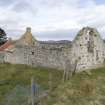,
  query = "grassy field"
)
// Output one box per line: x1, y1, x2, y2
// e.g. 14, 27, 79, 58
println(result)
1, 64, 105, 105
48, 68, 105, 105
0, 63, 62, 104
